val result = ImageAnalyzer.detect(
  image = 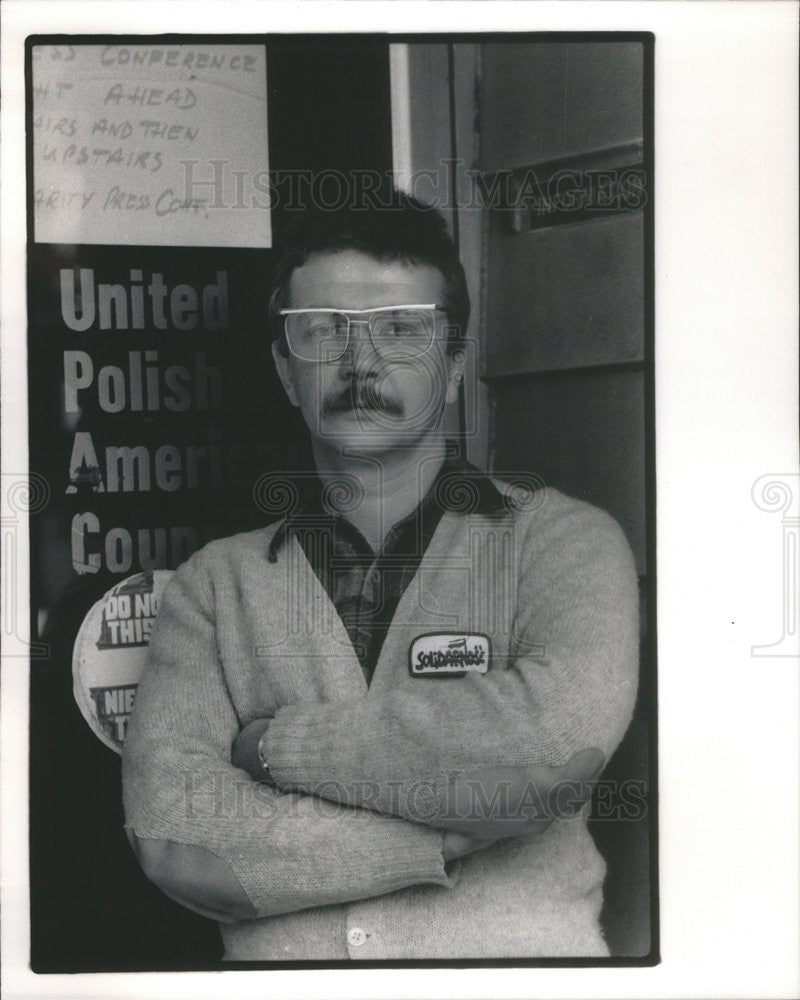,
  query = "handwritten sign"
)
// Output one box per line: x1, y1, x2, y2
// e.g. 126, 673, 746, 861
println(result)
32, 43, 270, 247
